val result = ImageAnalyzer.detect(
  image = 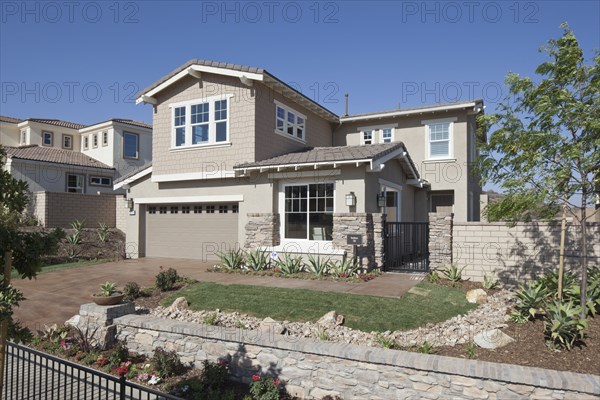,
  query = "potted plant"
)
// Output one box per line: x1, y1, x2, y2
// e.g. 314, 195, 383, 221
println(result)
91, 281, 124, 306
